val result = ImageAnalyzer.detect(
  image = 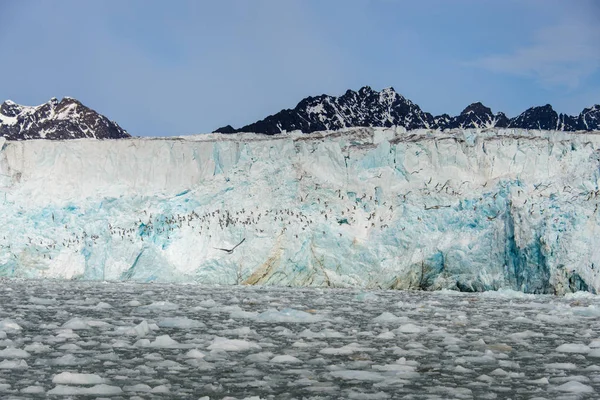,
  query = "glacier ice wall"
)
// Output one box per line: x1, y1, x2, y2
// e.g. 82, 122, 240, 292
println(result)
1, 127, 600, 294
